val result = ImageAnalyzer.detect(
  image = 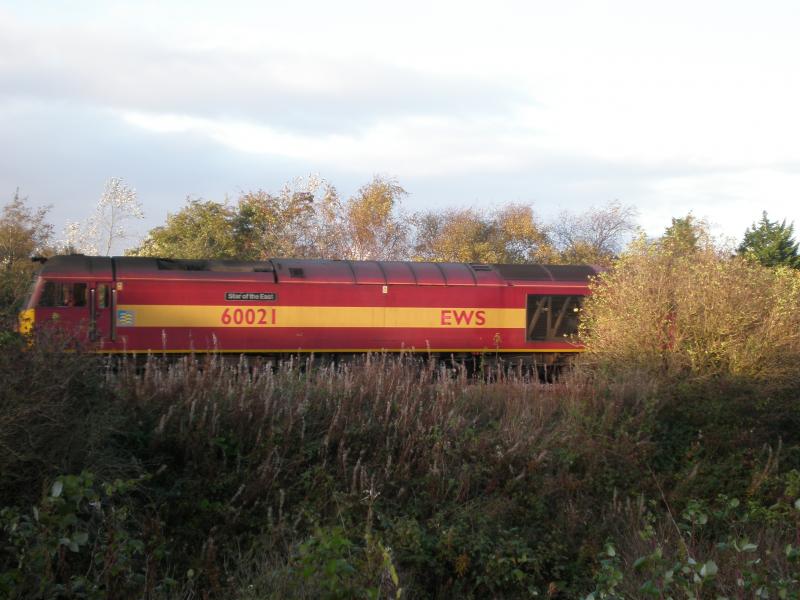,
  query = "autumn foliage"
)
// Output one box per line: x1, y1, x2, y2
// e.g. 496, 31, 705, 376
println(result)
127, 175, 636, 266
580, 237, 800, 380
